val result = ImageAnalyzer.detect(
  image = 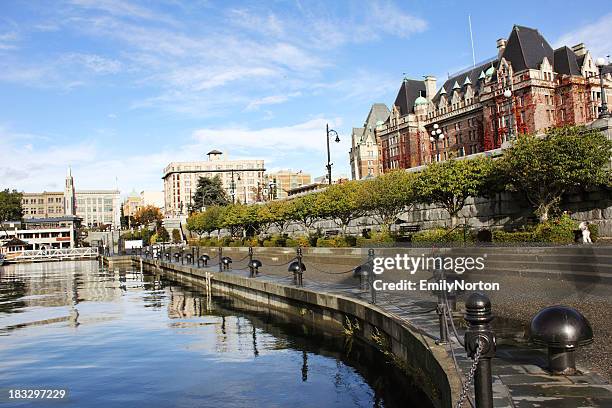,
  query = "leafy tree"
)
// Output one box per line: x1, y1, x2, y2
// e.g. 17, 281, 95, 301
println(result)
0, 189, 23, 224
361, 170, 418, 233
417, 156, 495, 226
133, 205, 163, 227
317, 181, 366, 234
286, 193, 323, 234
192, 176, 229, 211
261, 200, 291, 235
499, 126, 612, 222
187, 206, 225, 237
221, 203, 246, 237
171, 228, 182, 243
